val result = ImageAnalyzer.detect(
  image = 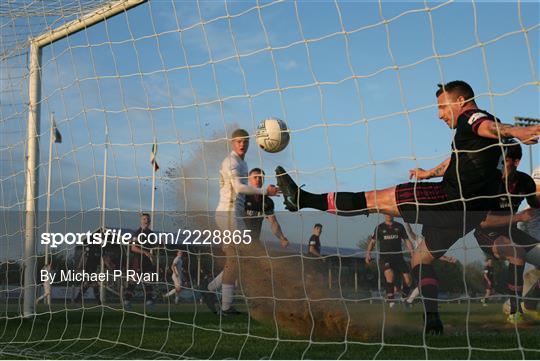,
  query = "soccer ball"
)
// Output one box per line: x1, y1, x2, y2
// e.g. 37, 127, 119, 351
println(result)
255, 117, 290, 153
